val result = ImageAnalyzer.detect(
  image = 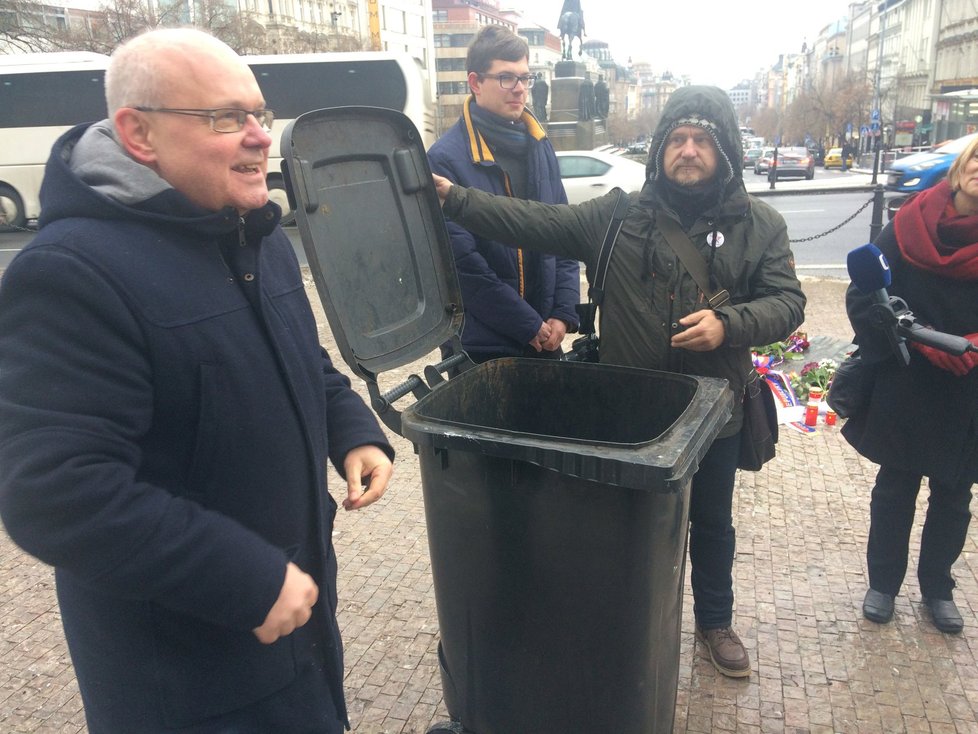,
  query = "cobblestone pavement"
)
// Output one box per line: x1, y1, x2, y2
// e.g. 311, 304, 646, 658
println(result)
3, 276, 978, 734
